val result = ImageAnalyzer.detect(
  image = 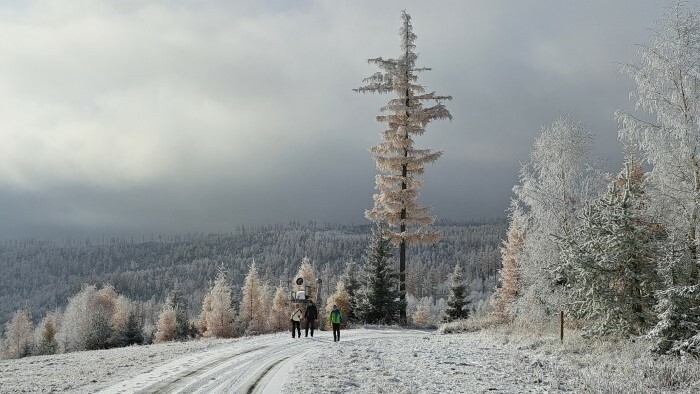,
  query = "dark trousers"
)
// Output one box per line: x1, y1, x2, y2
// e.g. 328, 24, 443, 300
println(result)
292, 320, 301, 338
332, 323, 341, 341
305, 320, 315, 337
